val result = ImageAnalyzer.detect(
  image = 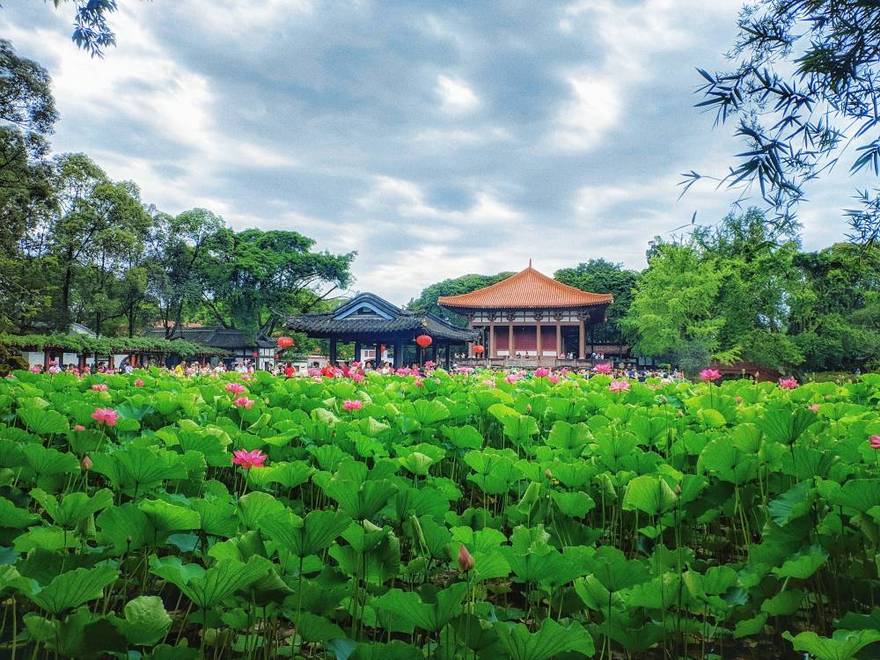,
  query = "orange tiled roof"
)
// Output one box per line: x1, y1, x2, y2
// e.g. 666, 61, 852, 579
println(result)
438, 264, 614, 310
